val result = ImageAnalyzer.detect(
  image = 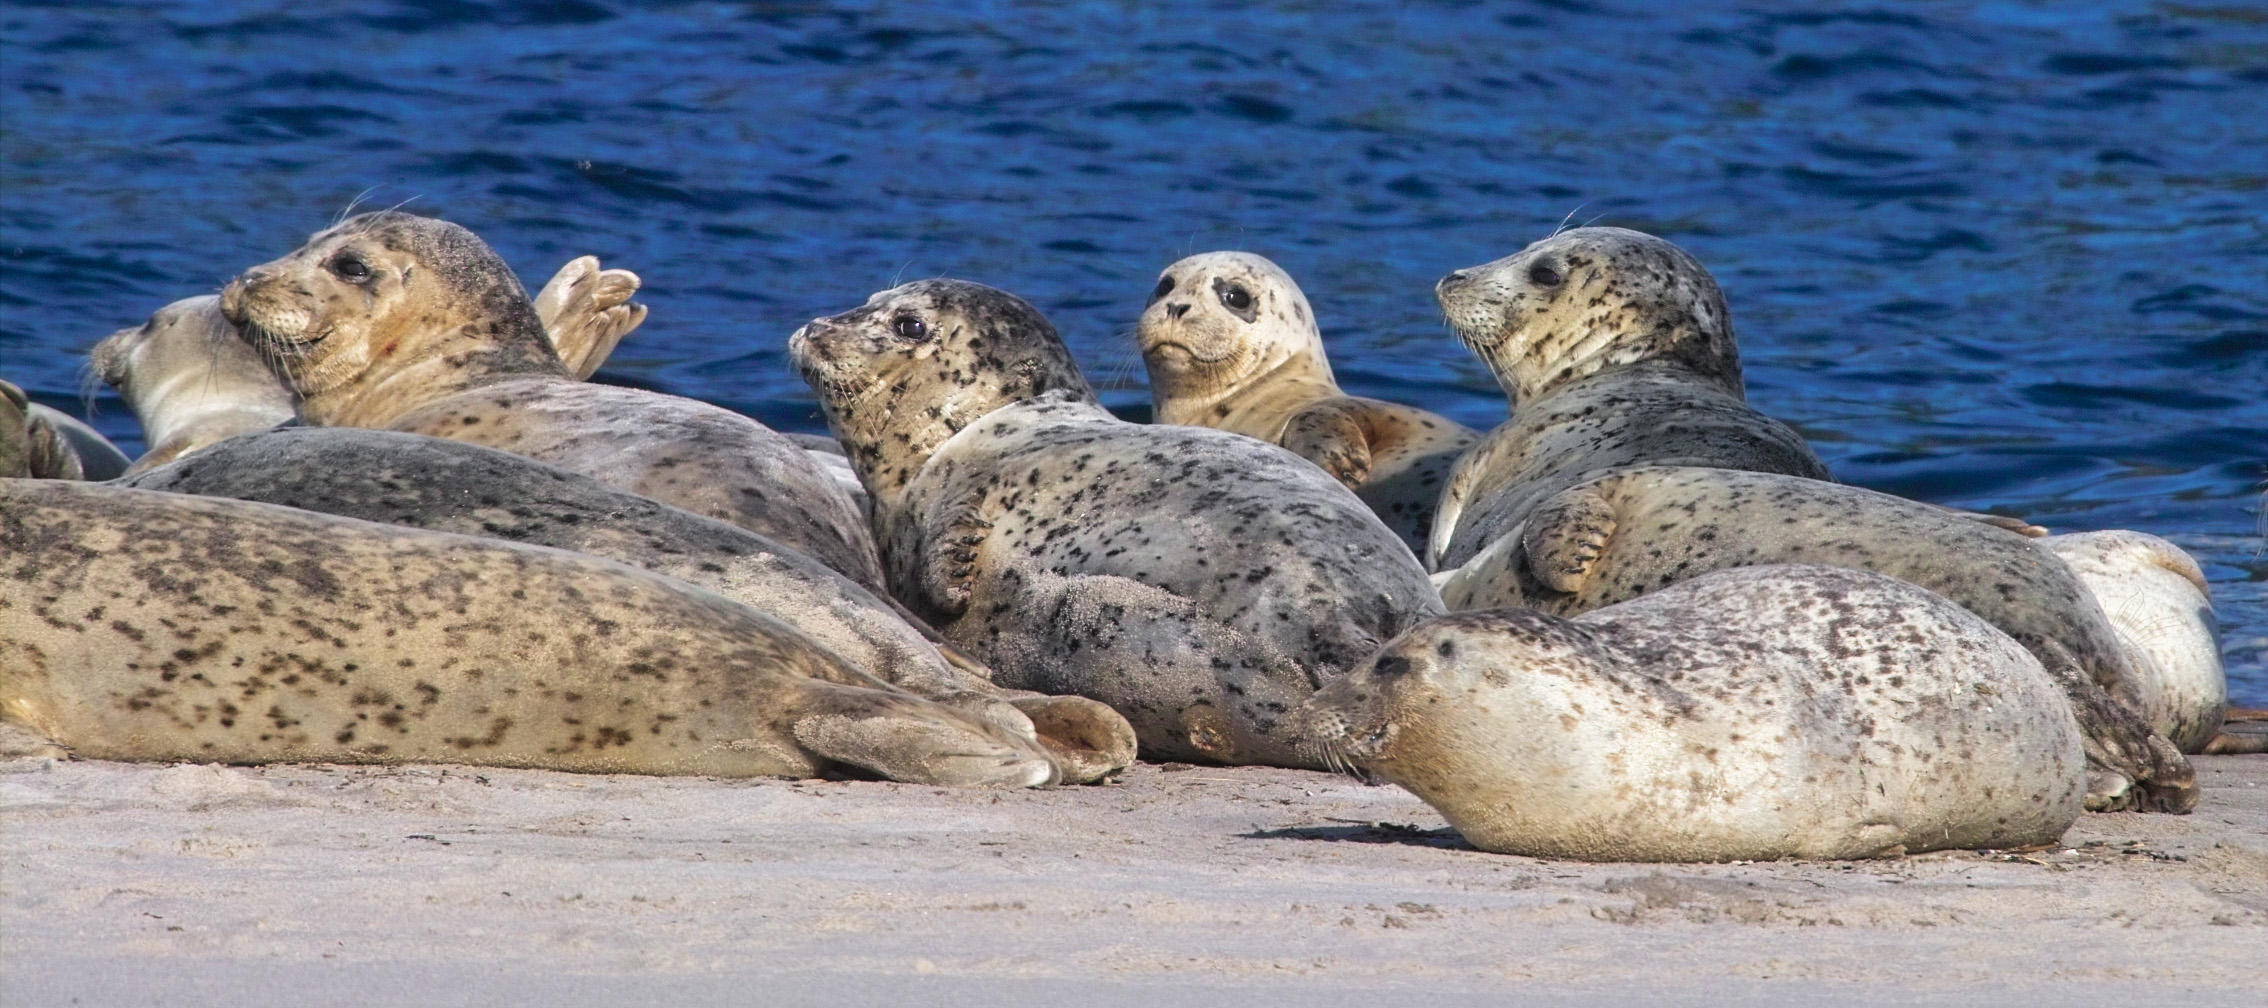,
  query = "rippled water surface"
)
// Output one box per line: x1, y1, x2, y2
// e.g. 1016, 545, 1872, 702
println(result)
5, 0, 2263, 702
